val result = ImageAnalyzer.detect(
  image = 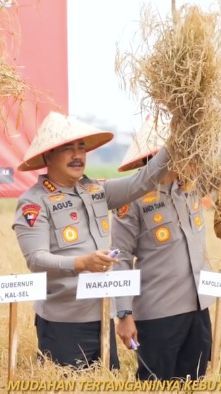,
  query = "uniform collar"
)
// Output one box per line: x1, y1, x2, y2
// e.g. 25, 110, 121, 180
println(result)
159, 182, 173, 194
158, 180, 182, 195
